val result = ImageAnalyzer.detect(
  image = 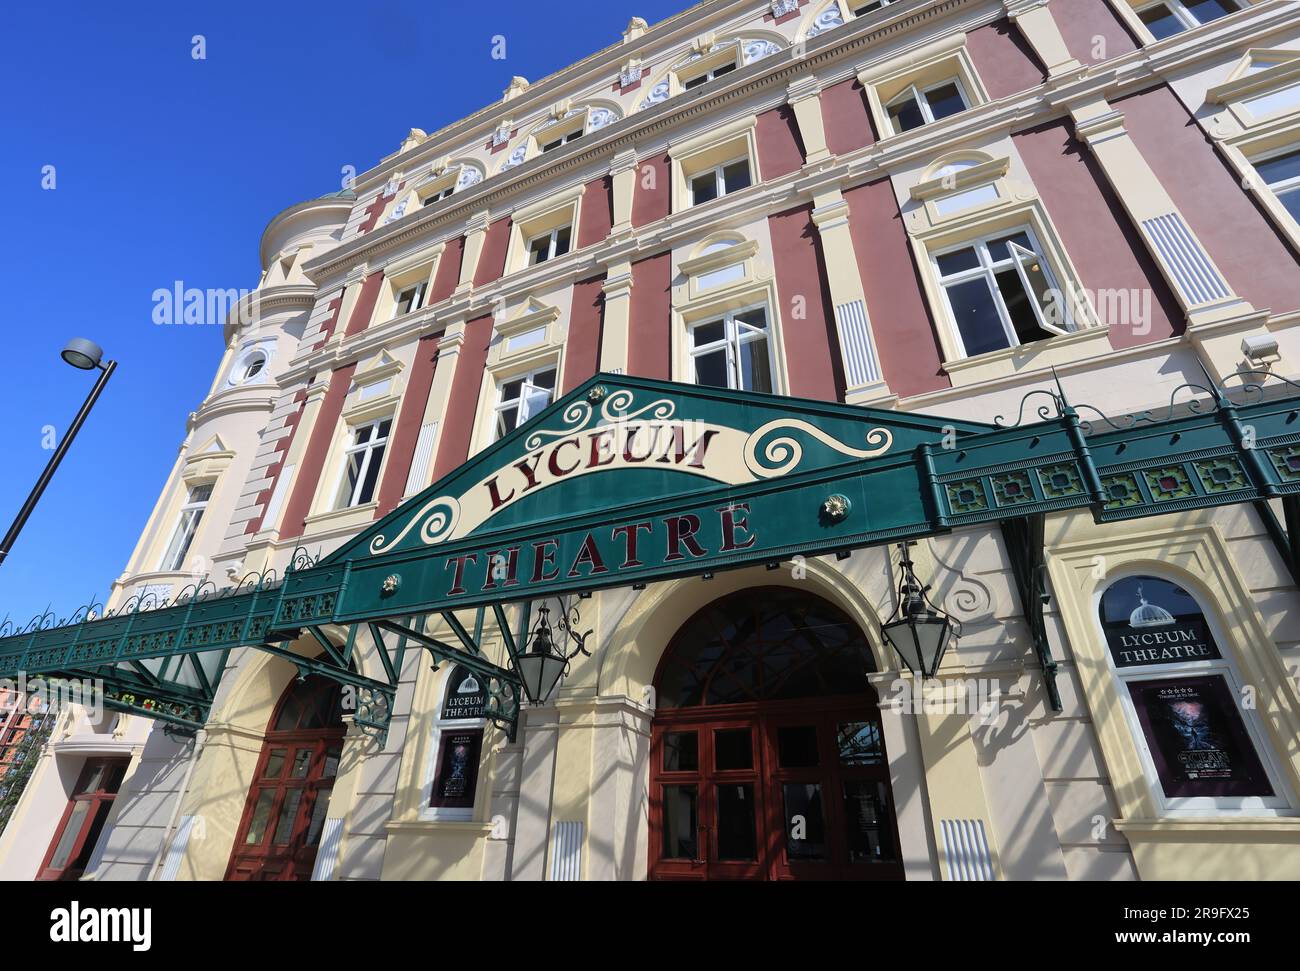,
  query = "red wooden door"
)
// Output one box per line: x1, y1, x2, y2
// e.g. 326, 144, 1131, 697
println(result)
37, 758, 129, 881
226, 678, 345, 881
647, 588, 905, 882
650, 698, 902, 881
